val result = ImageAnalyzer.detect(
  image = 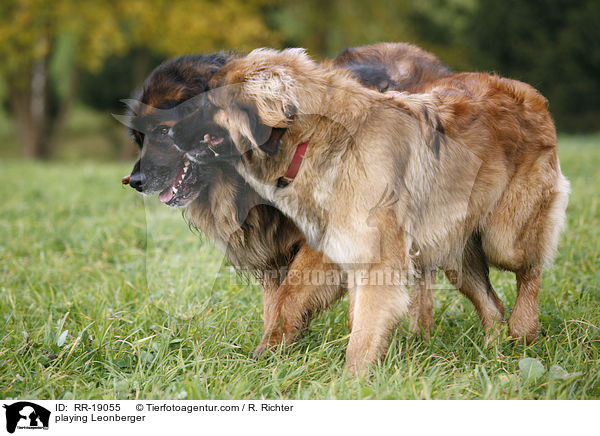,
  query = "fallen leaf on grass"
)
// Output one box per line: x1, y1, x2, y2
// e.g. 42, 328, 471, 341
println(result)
549, 364, 570, 380
519, 358, 545, 382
